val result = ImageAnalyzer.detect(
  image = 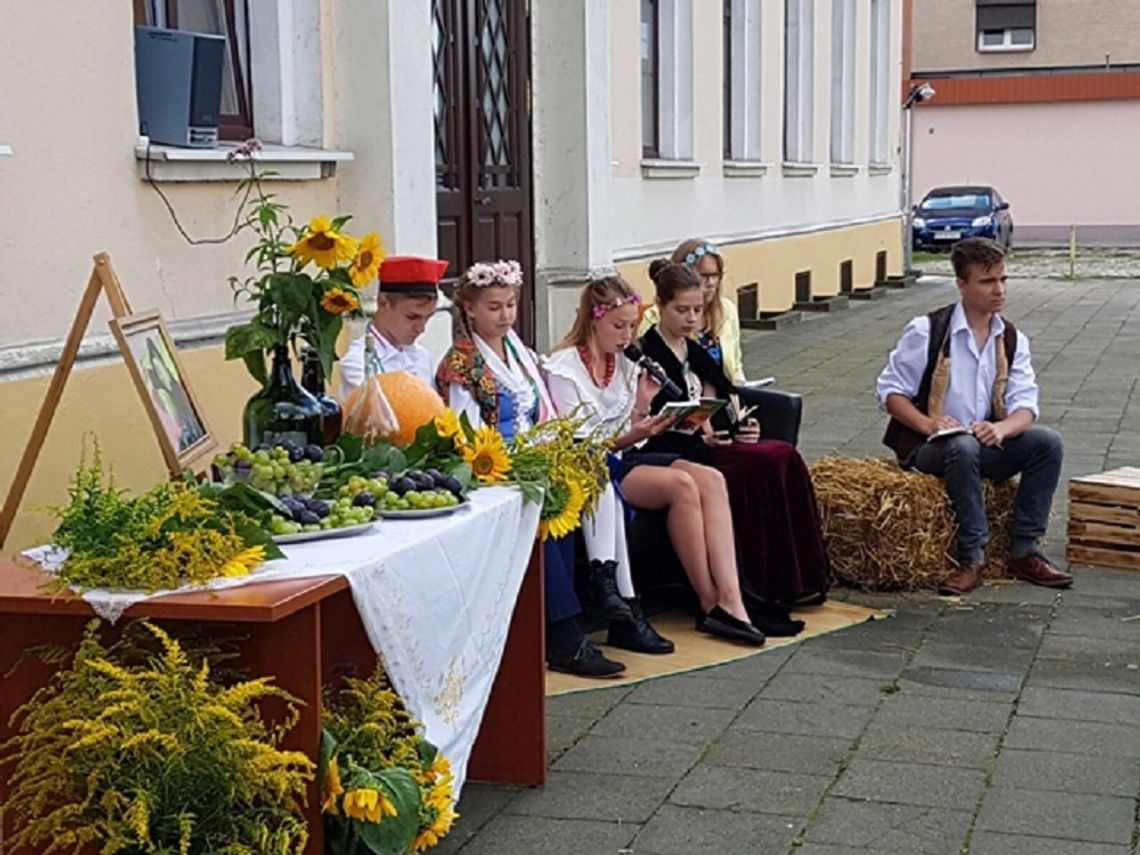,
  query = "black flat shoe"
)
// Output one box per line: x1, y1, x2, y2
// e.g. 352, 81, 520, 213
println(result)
743, 598, 806, 637
696, 606, 766, 646
607, 596, 675, 654
547, 639, 626, 678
